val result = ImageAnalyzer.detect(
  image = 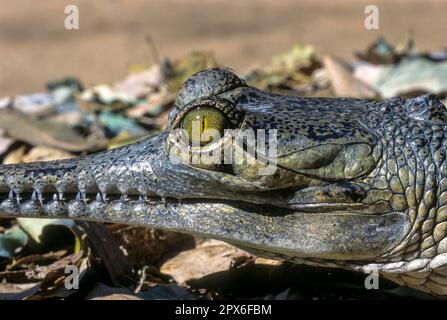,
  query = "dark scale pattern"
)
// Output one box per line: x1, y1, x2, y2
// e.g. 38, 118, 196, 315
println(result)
1, 68, 447, 296
350, 95, 447, 295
